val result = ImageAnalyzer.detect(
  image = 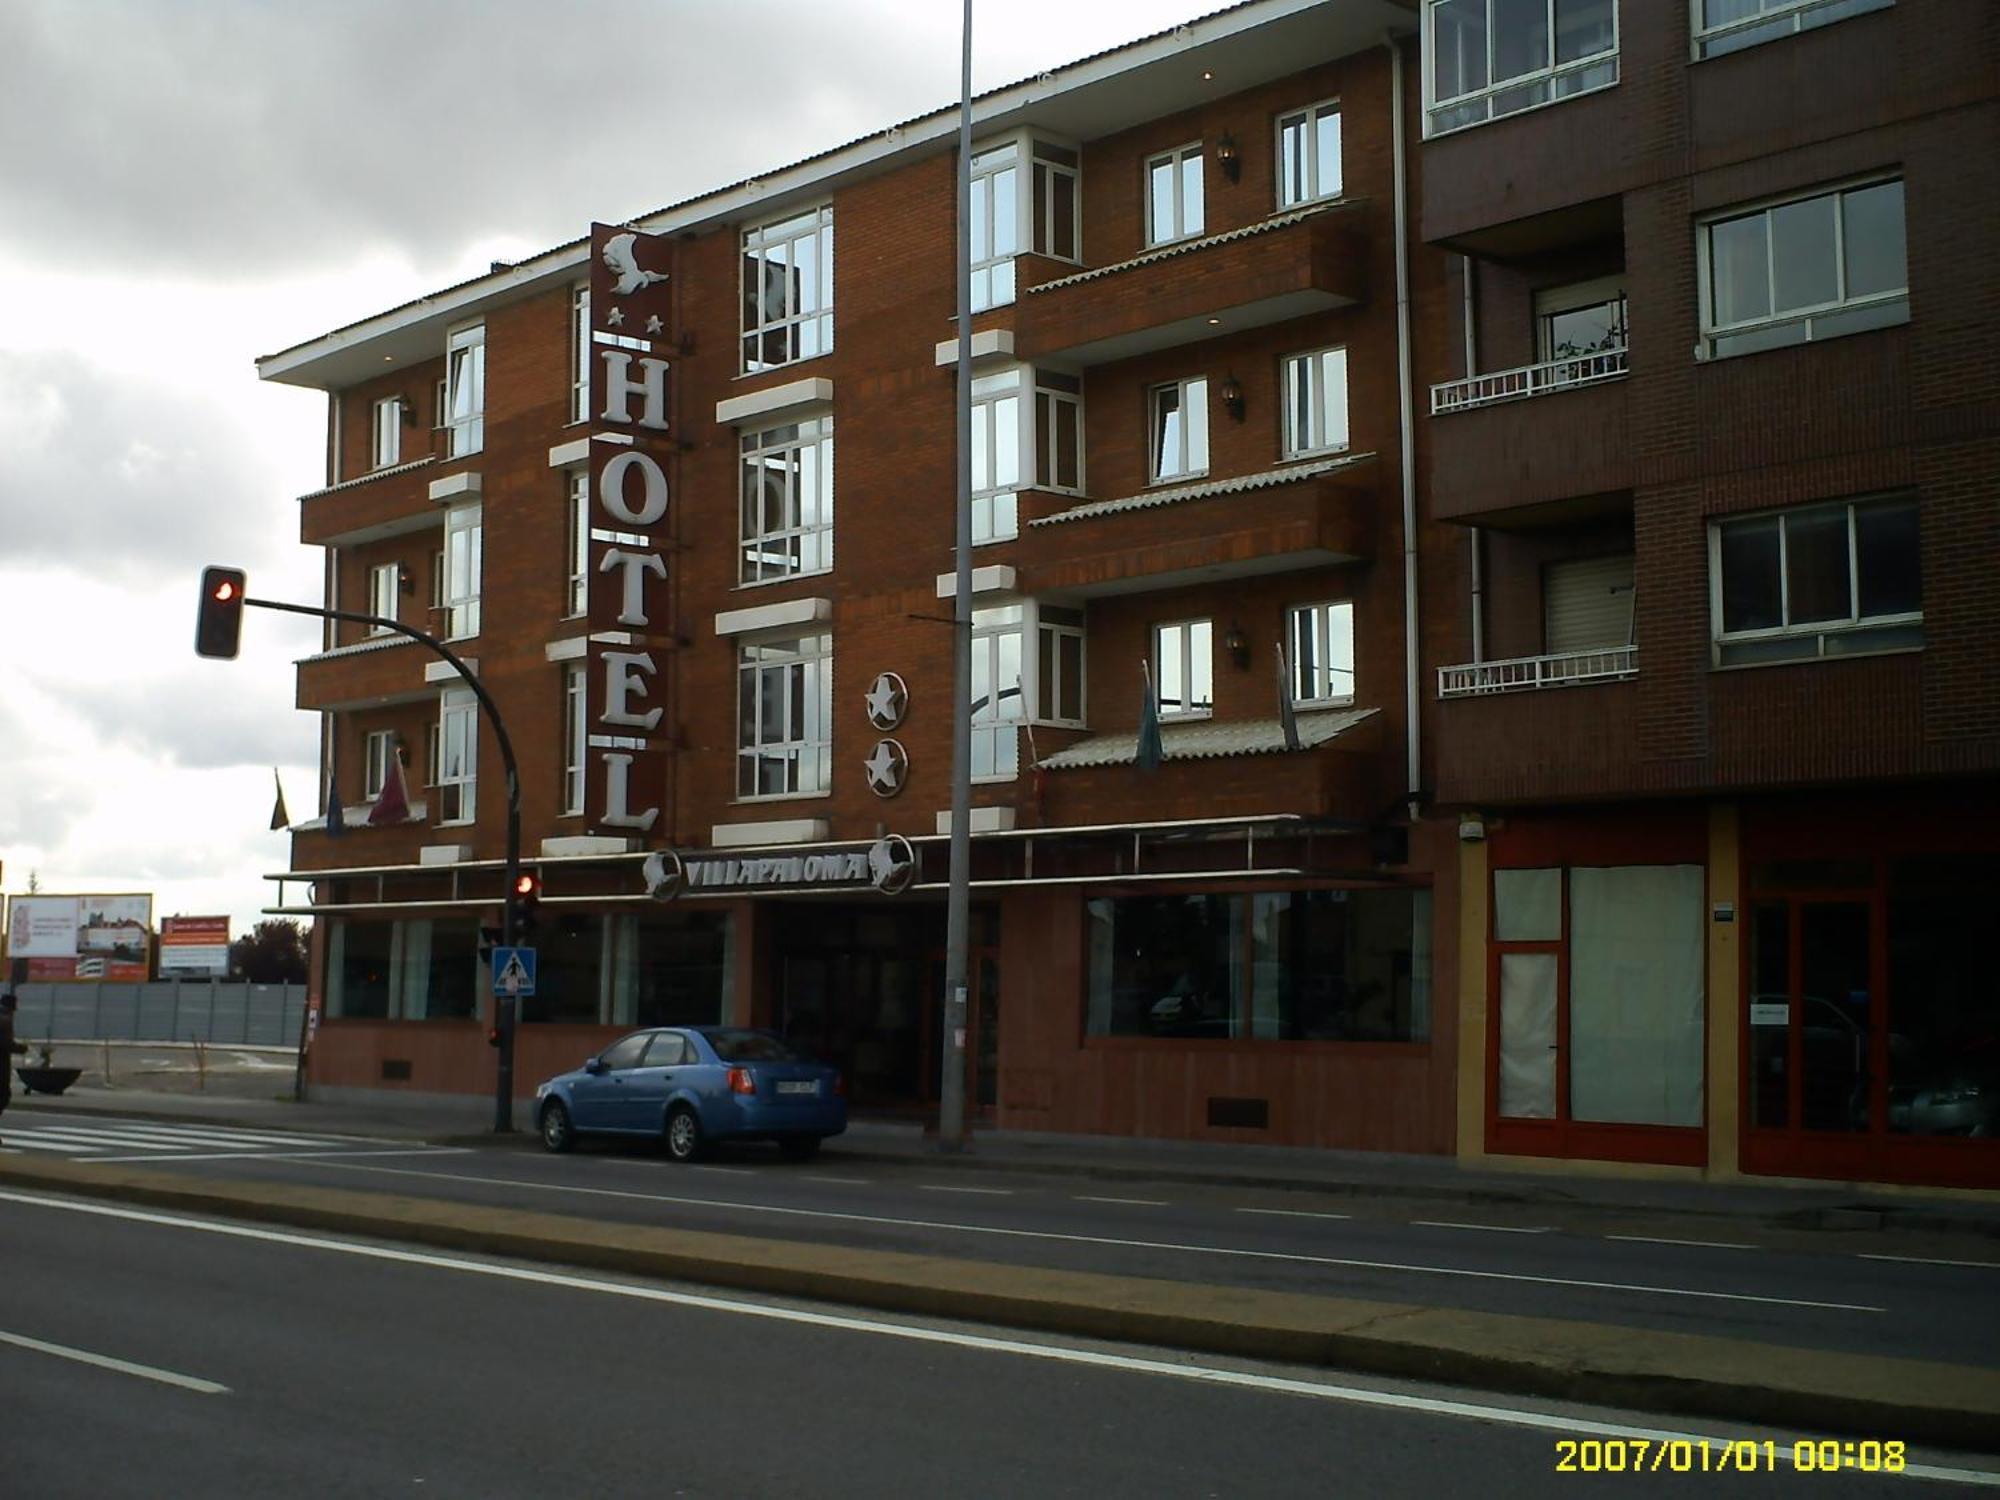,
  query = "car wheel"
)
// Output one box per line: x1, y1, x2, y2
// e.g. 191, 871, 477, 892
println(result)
539, 1099, 574, 1154
778, 1135, 821, 1162
664, 1105, 704, 1163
